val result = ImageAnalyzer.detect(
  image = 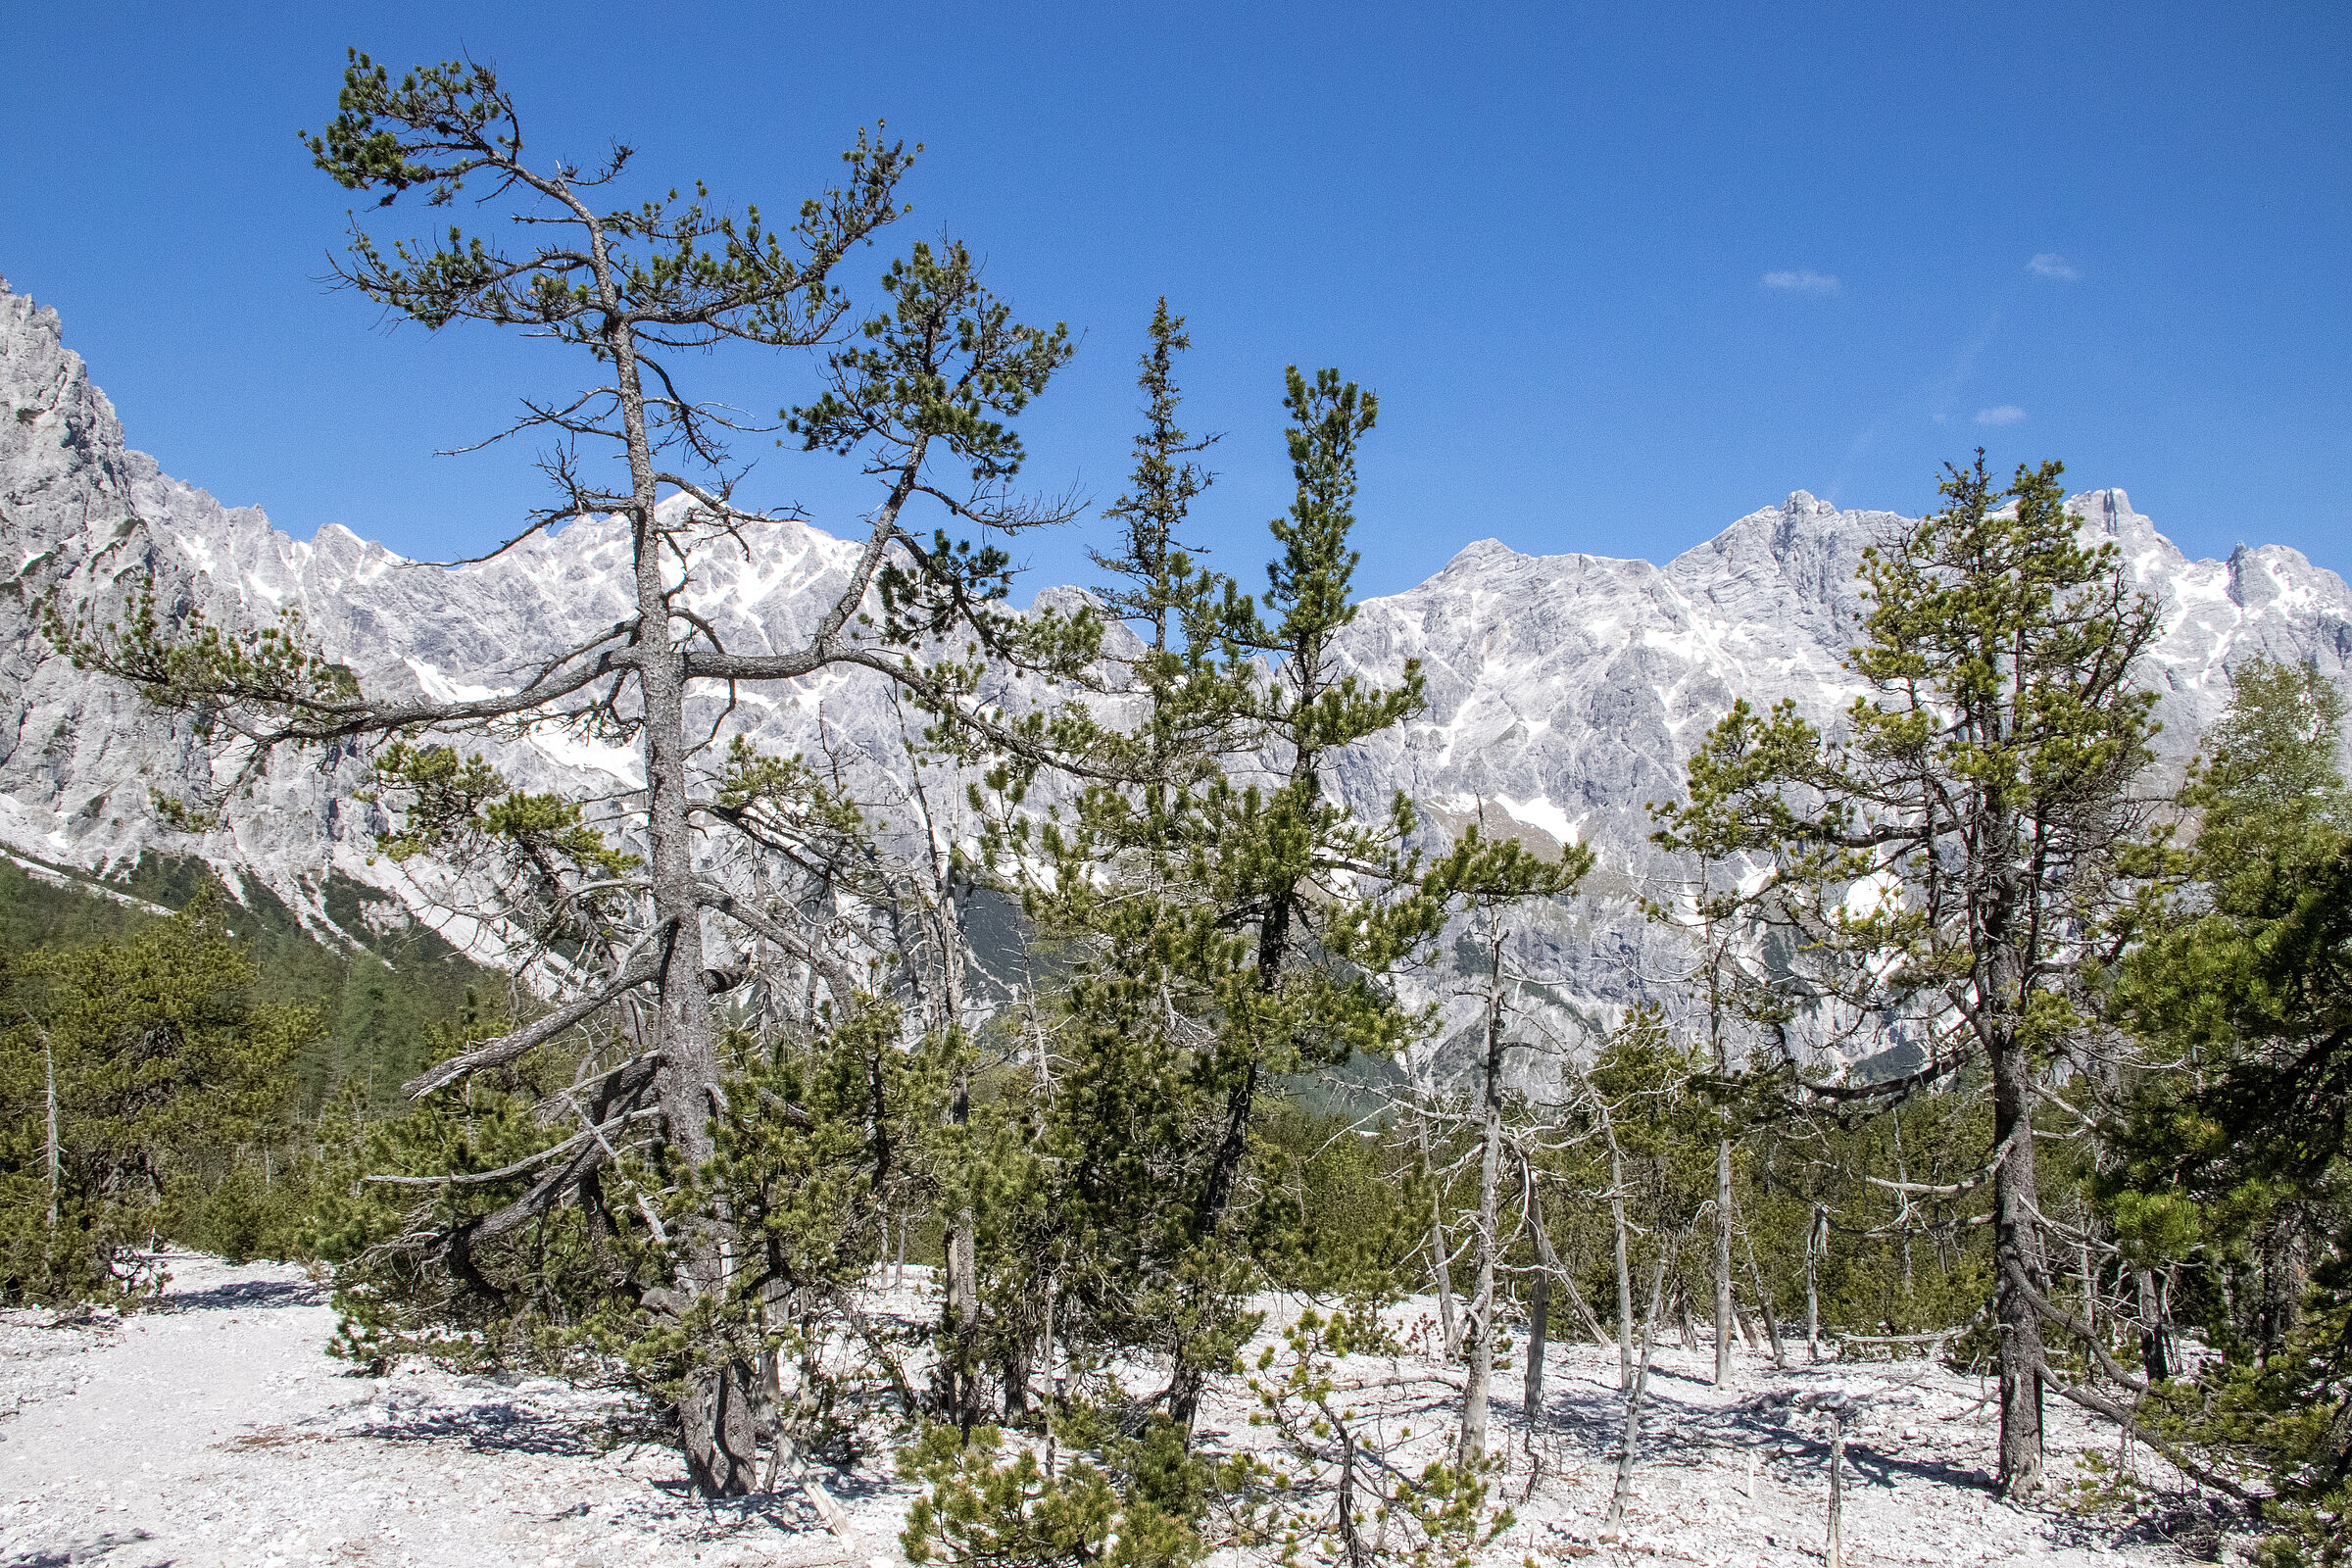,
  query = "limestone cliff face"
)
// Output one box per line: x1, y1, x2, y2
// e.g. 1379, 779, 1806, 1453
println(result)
6, 274, 2349, 1051
0, 274, 889, 956
1321, 488, 2352, 1074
